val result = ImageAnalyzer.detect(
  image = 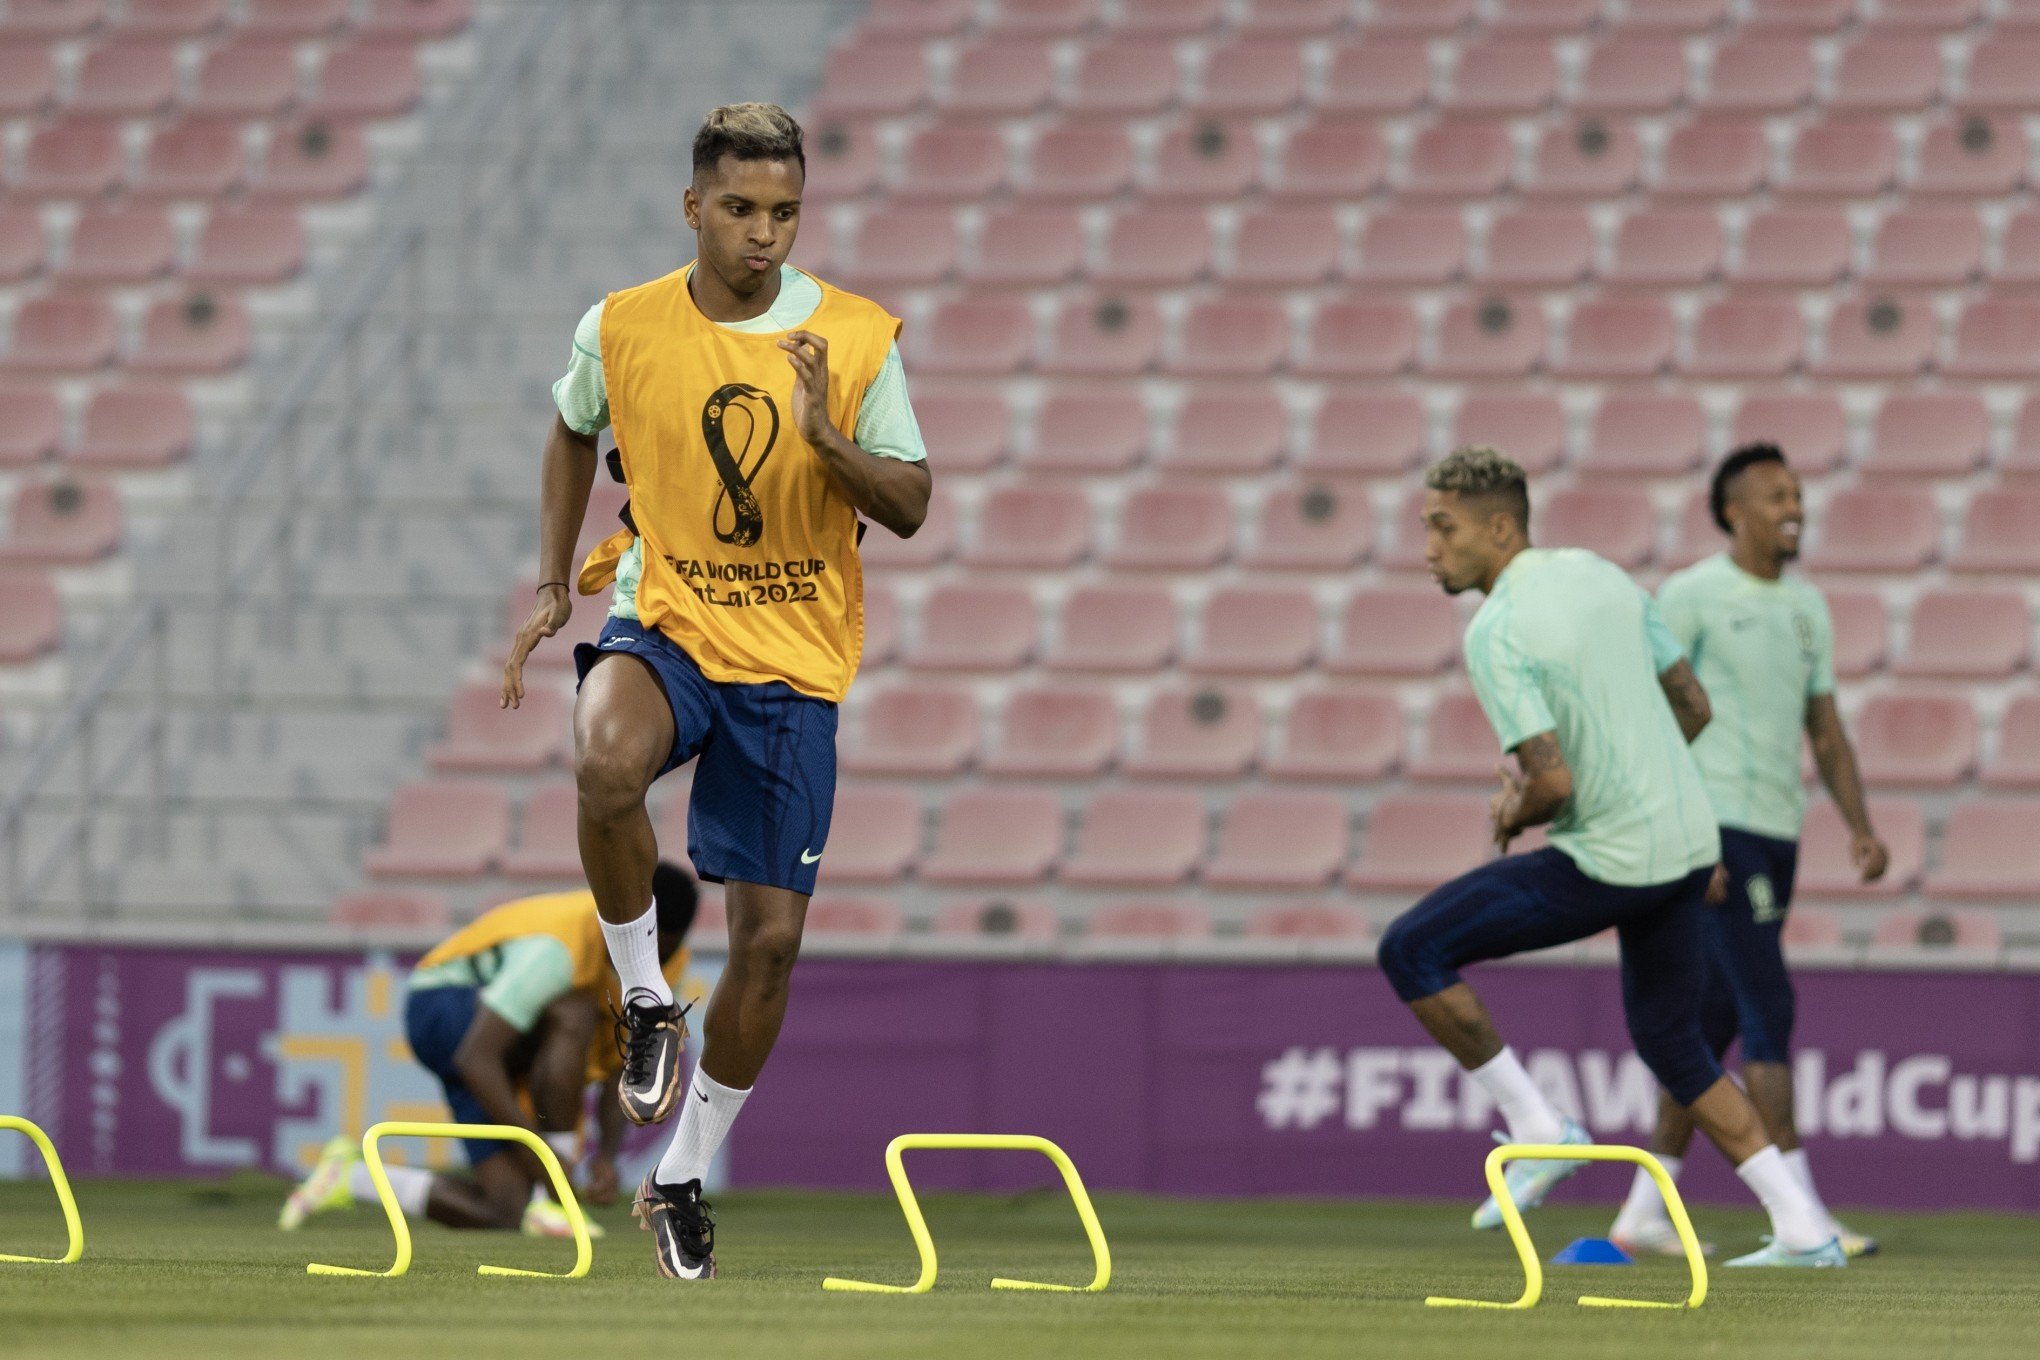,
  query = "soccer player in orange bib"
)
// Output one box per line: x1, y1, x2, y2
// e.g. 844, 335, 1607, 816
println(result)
500, 104, 930, 1279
